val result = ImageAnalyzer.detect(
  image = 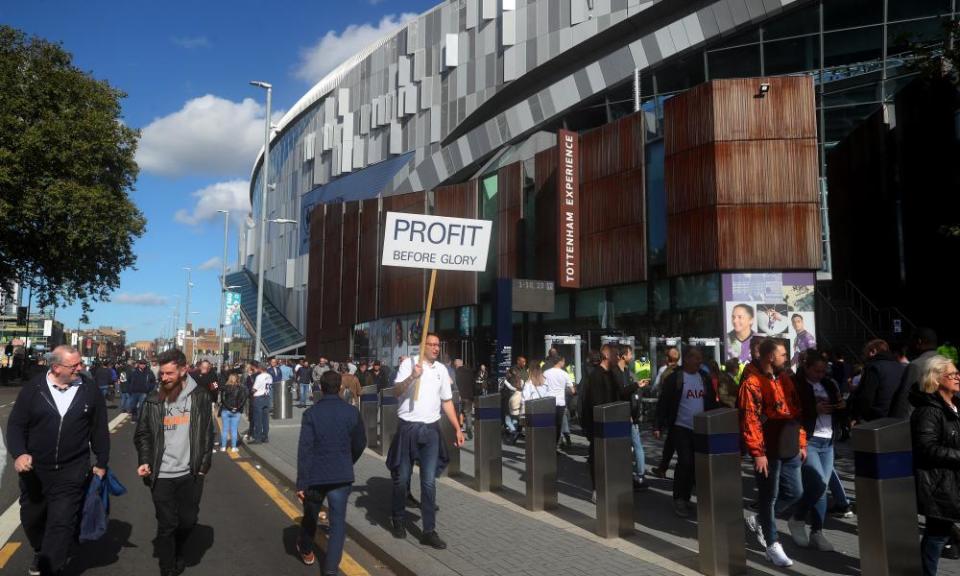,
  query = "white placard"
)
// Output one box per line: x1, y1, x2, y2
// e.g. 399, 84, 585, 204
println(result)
43, 320, 53, 337
381, 212, 492, 272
